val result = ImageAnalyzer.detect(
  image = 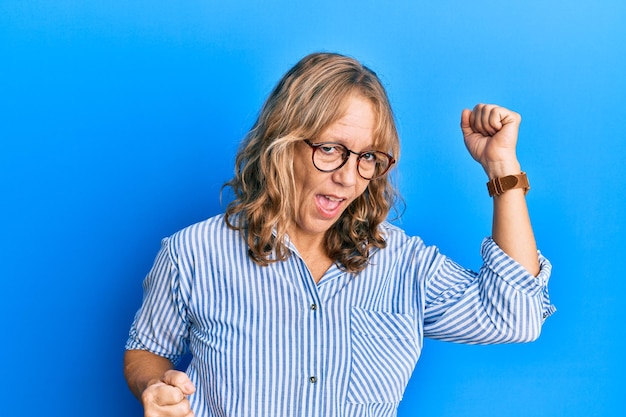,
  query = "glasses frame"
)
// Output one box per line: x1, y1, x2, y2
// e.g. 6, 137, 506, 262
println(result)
303, 139, 396, 180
